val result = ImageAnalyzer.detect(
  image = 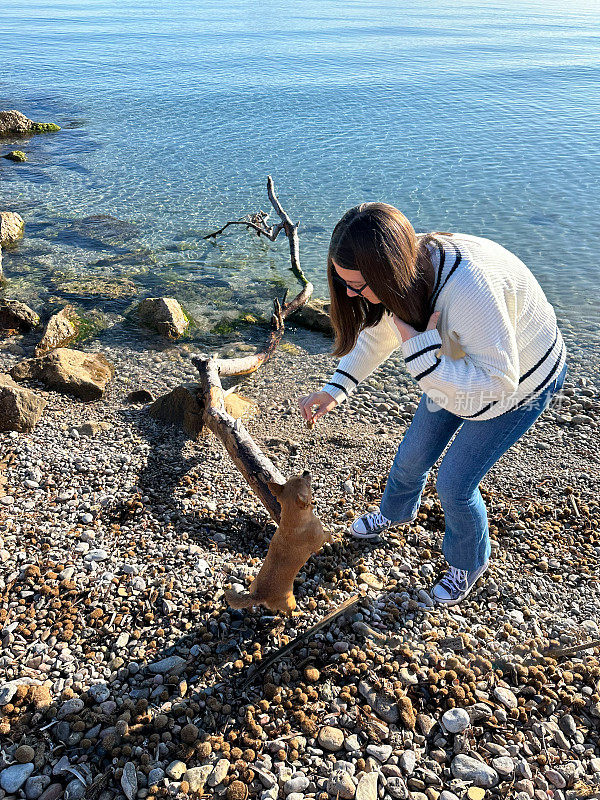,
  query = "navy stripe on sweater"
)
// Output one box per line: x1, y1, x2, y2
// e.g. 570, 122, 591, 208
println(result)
460, 327, 562, 419
405, 343, 440, 364
335, 369, 359, 385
